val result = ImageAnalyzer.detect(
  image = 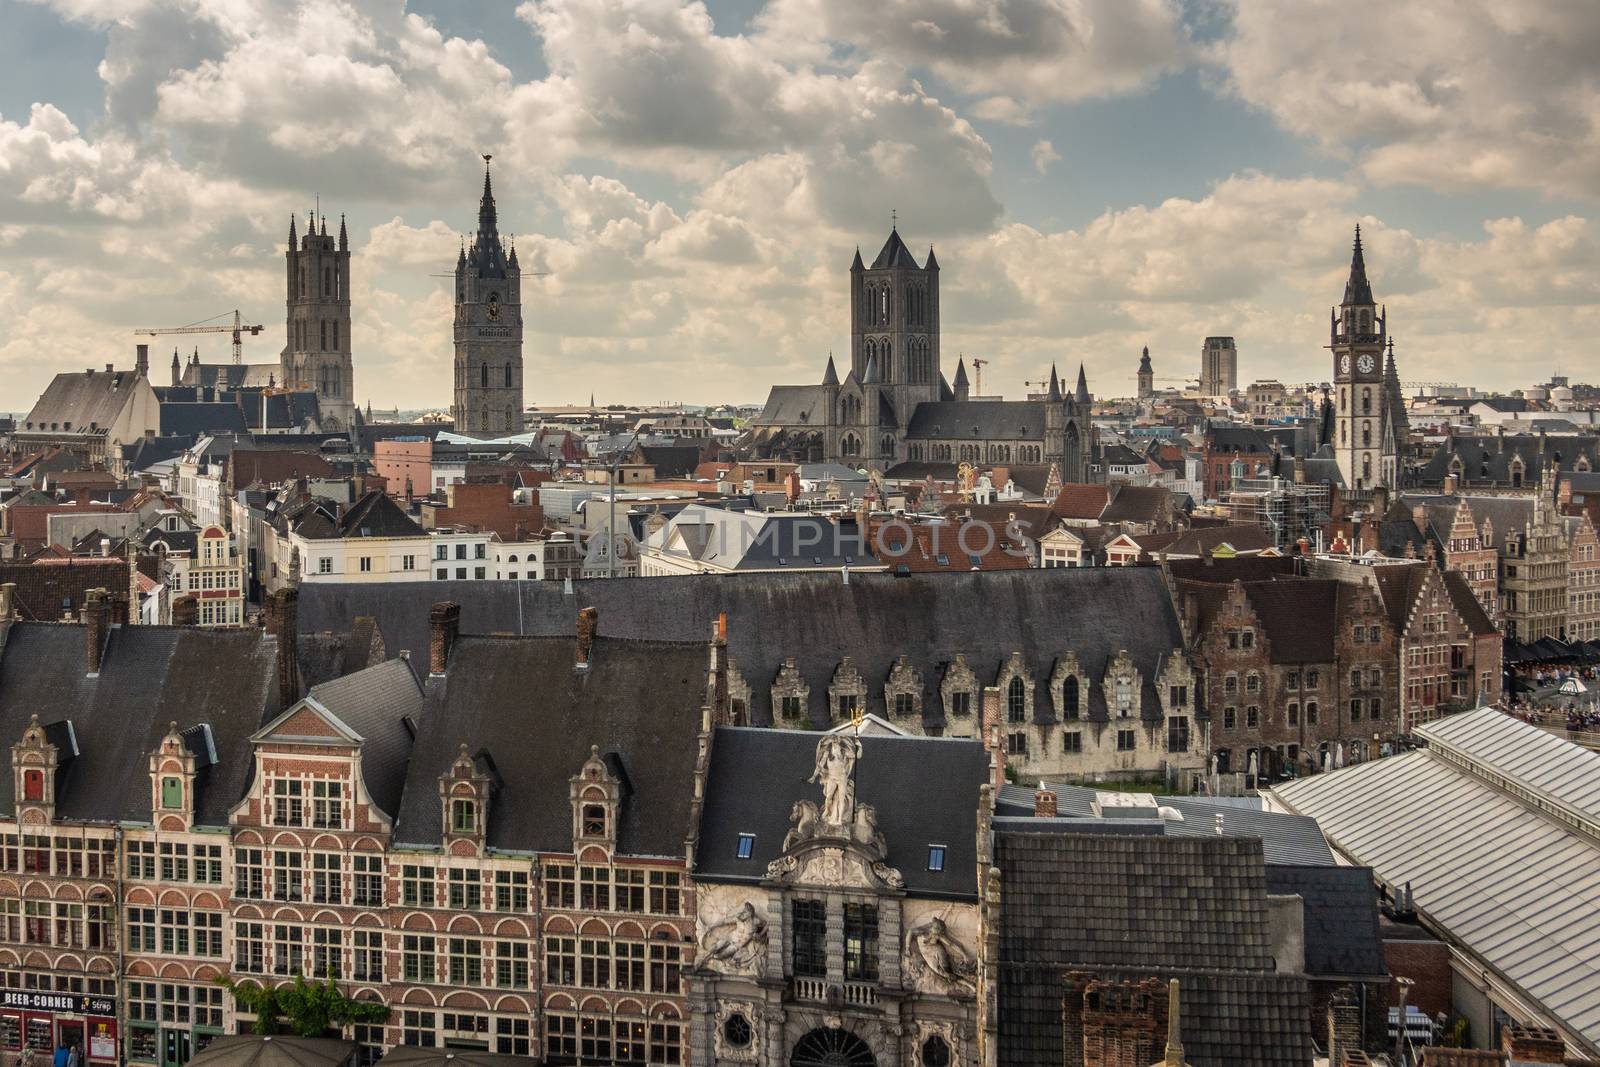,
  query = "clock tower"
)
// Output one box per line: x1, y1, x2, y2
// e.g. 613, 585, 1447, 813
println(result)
1330, 225, 1389, 492
452, 156, 523, 437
